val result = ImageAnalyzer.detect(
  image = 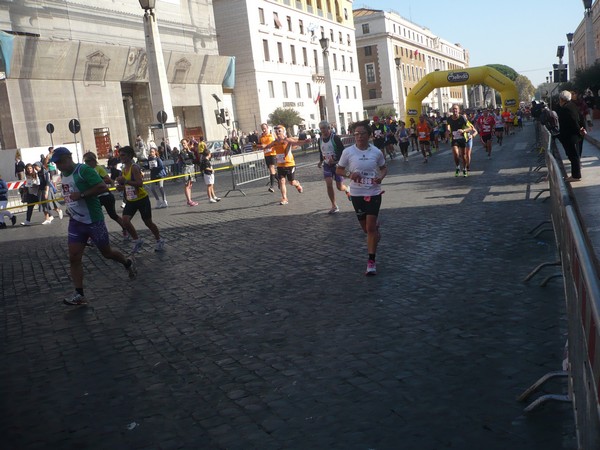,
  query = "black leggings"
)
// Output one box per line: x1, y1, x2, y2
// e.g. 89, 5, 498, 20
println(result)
99, 193, 123, 227
25, 193, 38, 221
